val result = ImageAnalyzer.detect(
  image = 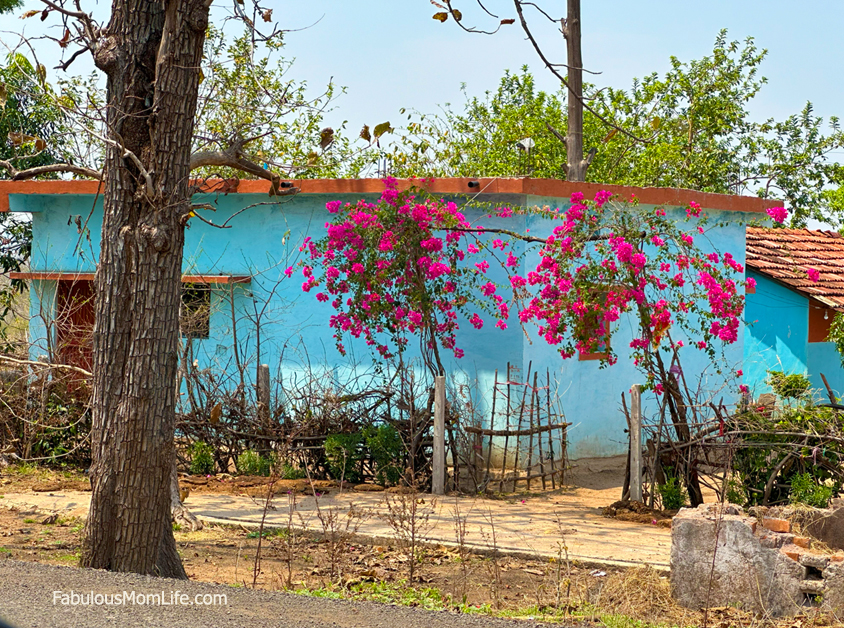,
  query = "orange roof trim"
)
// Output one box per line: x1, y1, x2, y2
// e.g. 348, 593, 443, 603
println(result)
746, 227, 844, 308
0, 177, 781, 214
